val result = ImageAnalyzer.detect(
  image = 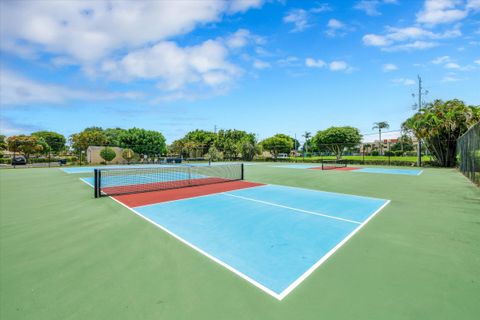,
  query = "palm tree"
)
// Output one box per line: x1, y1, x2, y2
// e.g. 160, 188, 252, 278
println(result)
372, 121, 390, 155
302, 131, 312, 154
